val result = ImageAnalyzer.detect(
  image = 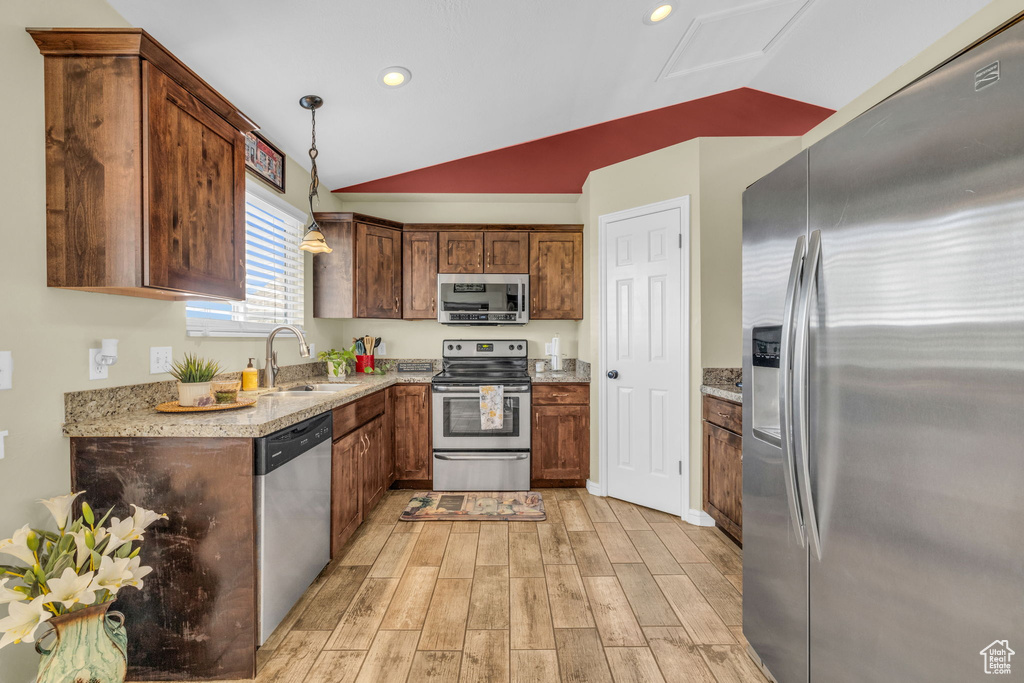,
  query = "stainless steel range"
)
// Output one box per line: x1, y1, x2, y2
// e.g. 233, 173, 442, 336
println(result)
432, 339, 531, 491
